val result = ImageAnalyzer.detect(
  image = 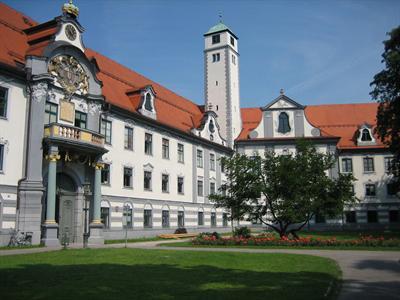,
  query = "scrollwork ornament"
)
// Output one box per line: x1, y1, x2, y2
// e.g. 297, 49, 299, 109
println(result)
30, 82, 48, 103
